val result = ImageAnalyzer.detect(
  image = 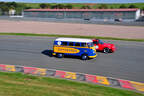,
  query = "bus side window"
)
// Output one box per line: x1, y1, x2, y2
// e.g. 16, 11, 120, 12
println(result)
81, 43, 87, 47
62, 42, 68, 46
69, 42, 74, 46
75, 42, 80, 46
